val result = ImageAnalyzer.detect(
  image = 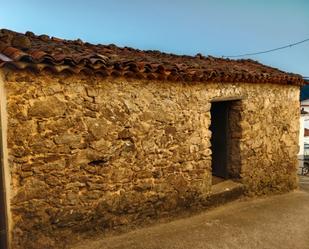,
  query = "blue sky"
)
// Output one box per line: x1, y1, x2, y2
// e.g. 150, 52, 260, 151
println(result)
1, 0, 308, 76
